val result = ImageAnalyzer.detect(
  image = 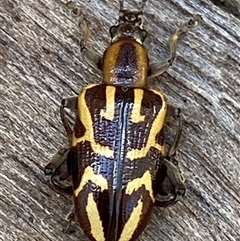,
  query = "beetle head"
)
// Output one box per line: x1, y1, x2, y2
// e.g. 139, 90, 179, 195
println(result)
110, 0, 147, 44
